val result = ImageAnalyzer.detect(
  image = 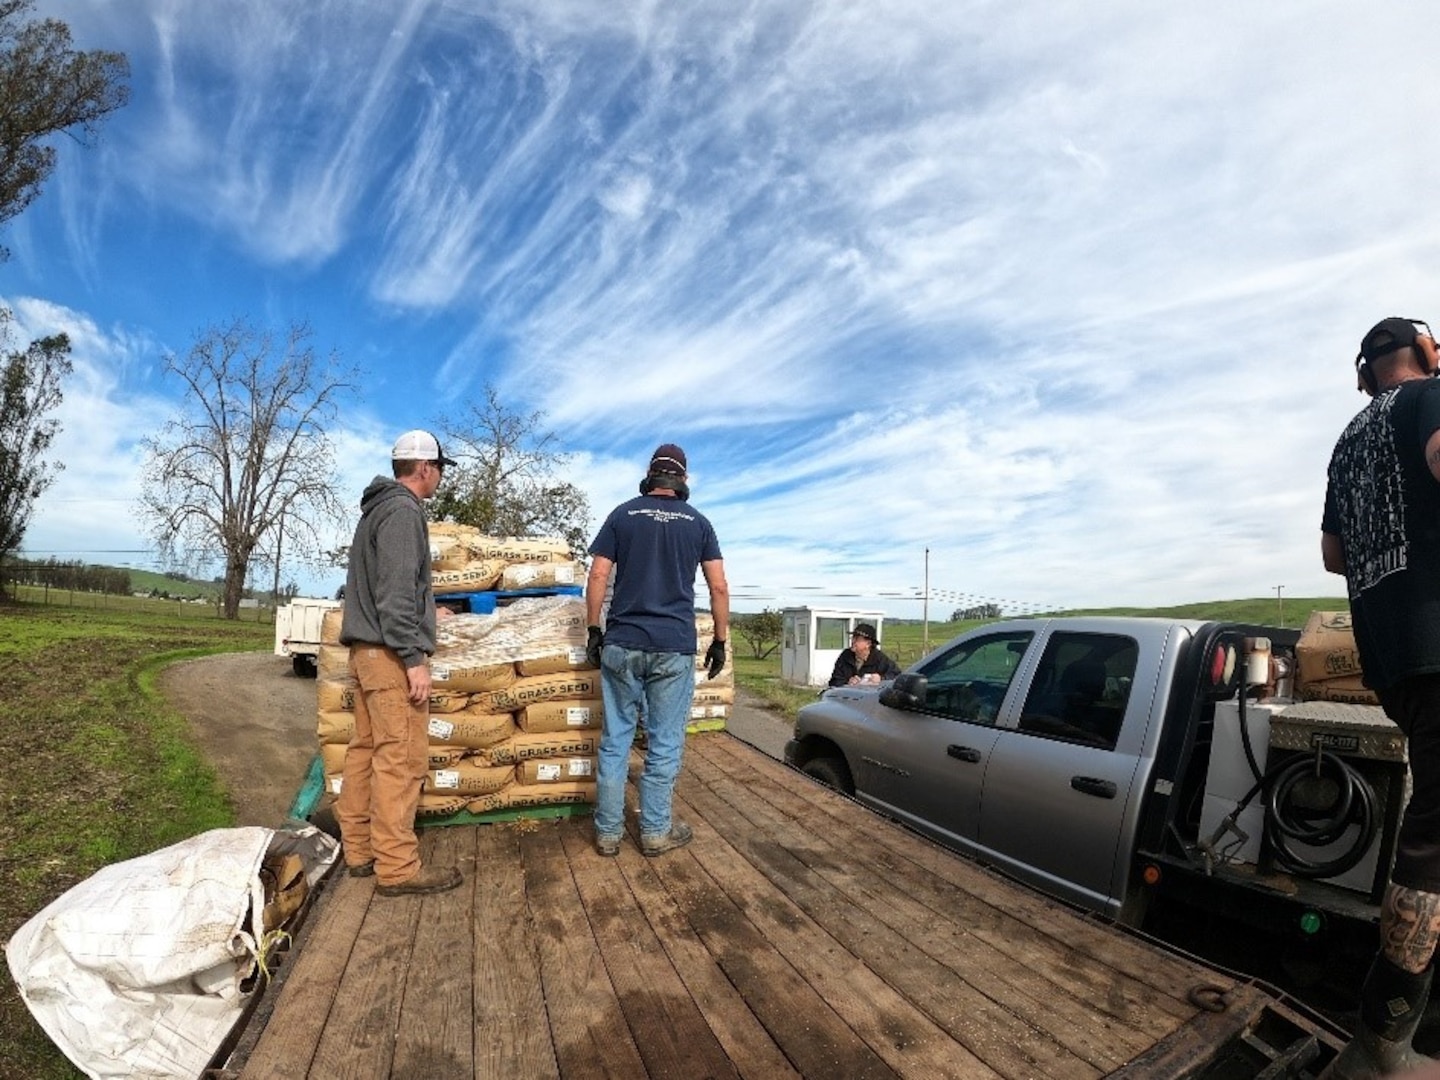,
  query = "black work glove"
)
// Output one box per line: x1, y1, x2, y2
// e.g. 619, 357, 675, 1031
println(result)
704, 638, 727, 680
586, 625, 604, 669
